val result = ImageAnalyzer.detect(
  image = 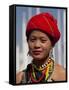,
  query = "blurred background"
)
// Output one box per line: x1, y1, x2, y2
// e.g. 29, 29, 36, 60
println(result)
16, 5, 66, 72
